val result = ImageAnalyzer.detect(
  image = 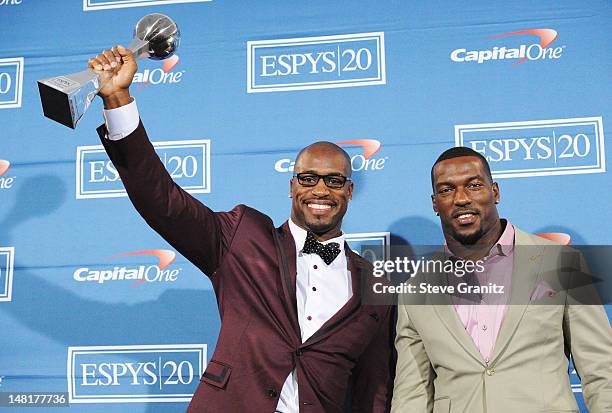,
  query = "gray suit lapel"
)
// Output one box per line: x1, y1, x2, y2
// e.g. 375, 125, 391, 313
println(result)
427, 263, 486, 366
490, 228, 544, 364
